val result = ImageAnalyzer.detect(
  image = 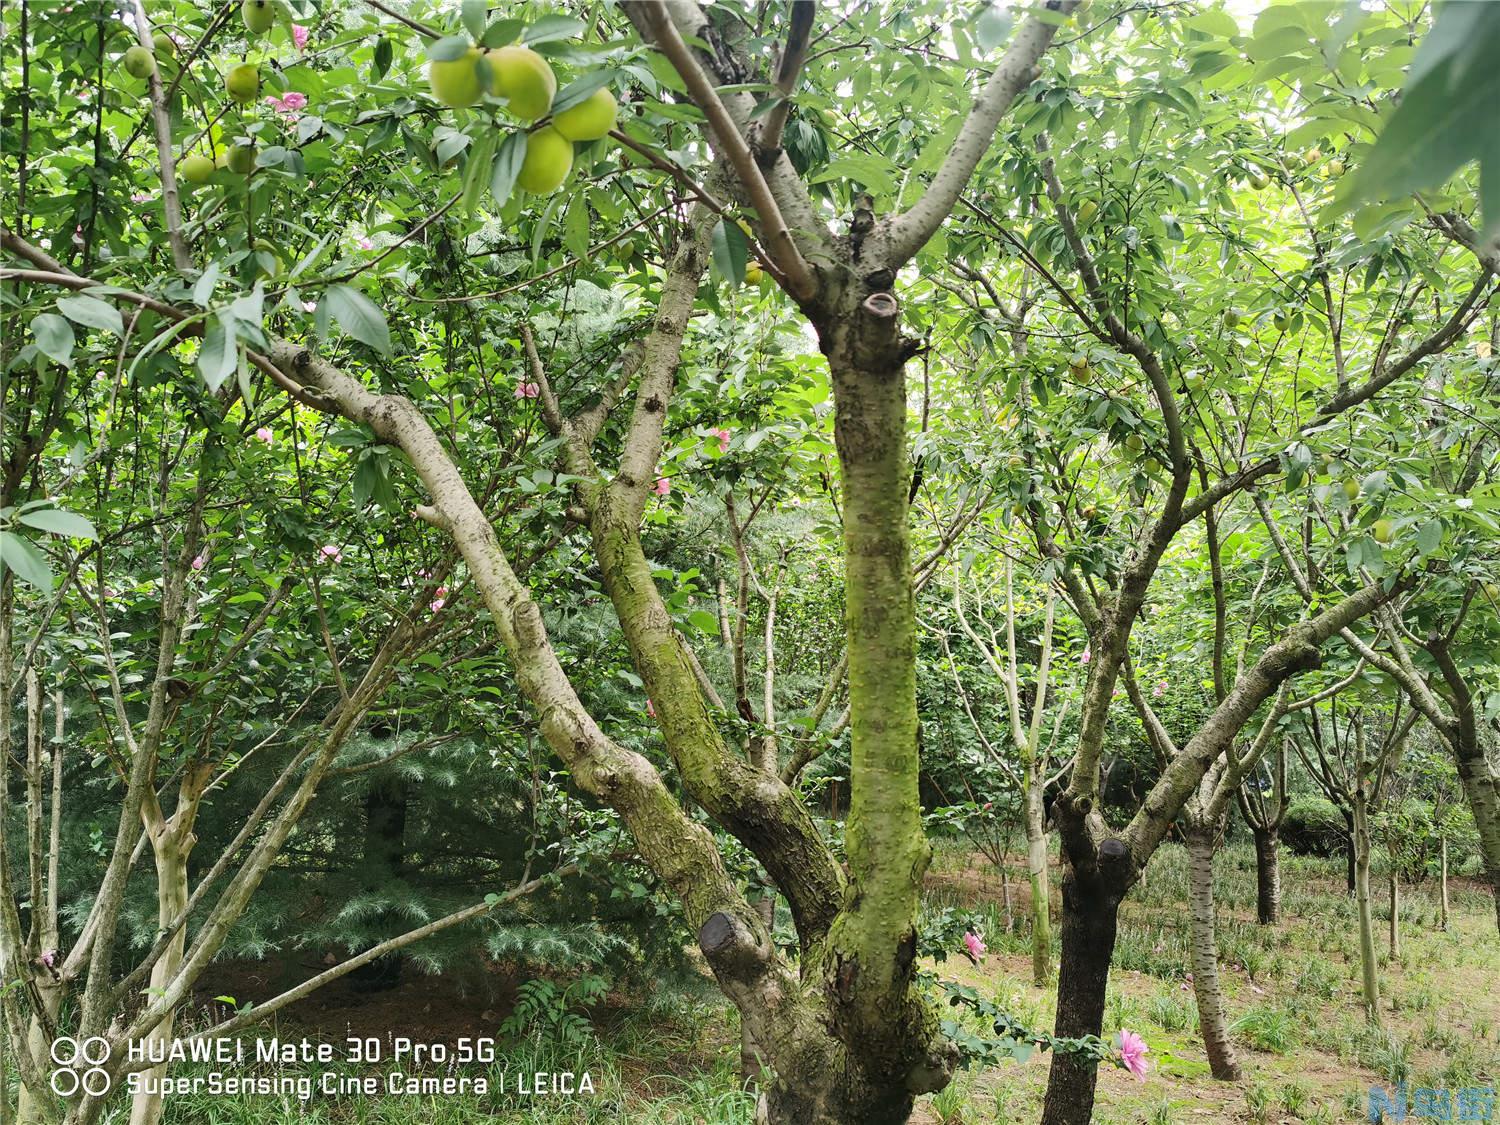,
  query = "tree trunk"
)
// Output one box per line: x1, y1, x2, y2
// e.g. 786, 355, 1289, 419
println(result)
1251, 825, 1281, 925
1343, 807, 1357, 894
1040, 856, 1122, 1125
1352, 795, 1380, 1024
1438, 835, 1449, 931
1452, 747, 1500, 935
740, 893, 776, 1084
14, 981, 63, 1125
128, 837, 191, 1125
1387, 869, 1399, 959
1186, 824, 1241, 1080
1026, 780, 1052, 987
